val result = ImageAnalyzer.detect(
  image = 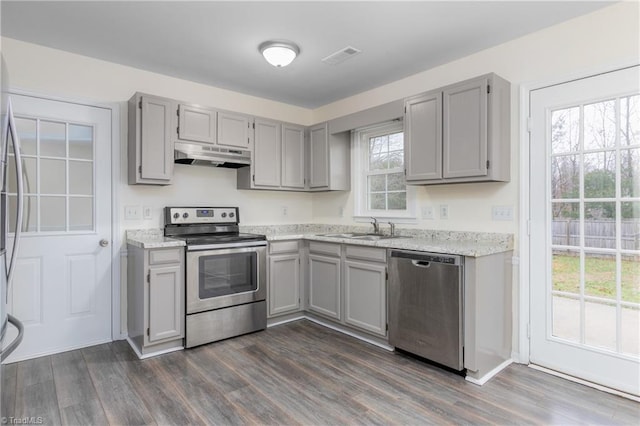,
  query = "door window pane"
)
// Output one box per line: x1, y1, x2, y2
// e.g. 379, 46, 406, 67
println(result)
621, 148, 639, 198
584, 253, 617, 300
584, 100, 616, 150
621, 306, 640, 356
583, 152, 616, 198
14, 117, 37, 155
69, 197, 93, 231
552, 295, 580, 343
8, 195, 37, 233
69, 161, 93, 195
551, 107, 580, 153
552, 250, 580, 294
552, 155, 579, 199
620, 94, 639, 146
621, 201, 639, 251
552, 202, 580, 246
584, 300, 617, 351
40, 158, 66, 194
68, 124, 93, 160
40, 120, 66, 157
40, 196, 66, 232
584, 202, 616, 249
7, 156, 36, 194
